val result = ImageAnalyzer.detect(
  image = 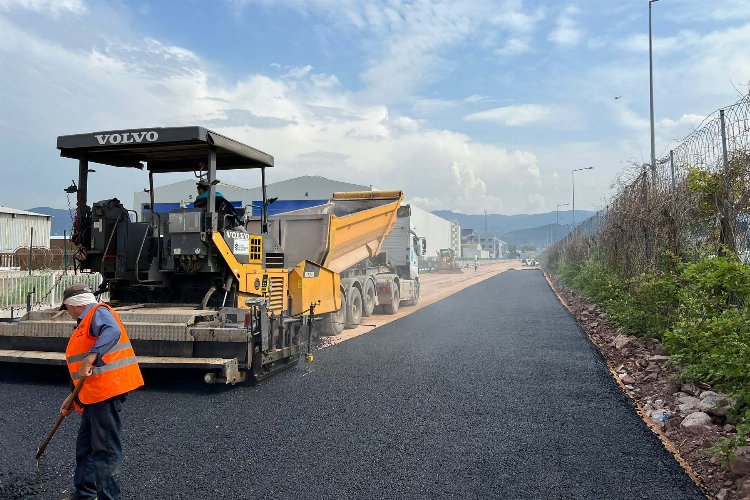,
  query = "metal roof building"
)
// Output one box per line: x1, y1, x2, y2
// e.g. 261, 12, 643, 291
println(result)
0, 207, 52, 252
133, 175, 373, 216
